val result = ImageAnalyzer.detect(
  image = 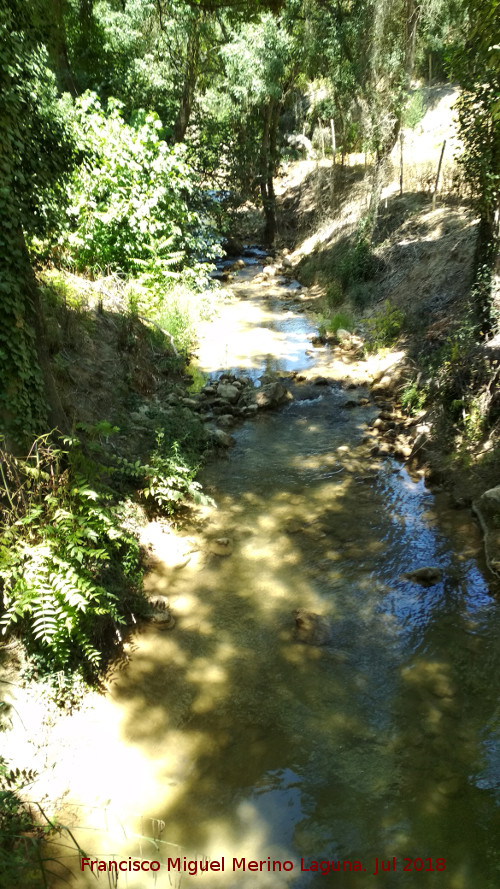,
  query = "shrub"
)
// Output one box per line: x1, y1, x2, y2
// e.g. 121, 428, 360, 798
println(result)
403, 90, 426, 129
297, 258, 317, 287
325, 278, 344, 308
400, 381, 427, 414
64, 94, 221, 283
364, 301, 404, 351
338, 239, 378, 289
318, 310, 355, 336
0, 755, 86, 886
349, 280, 376, 309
